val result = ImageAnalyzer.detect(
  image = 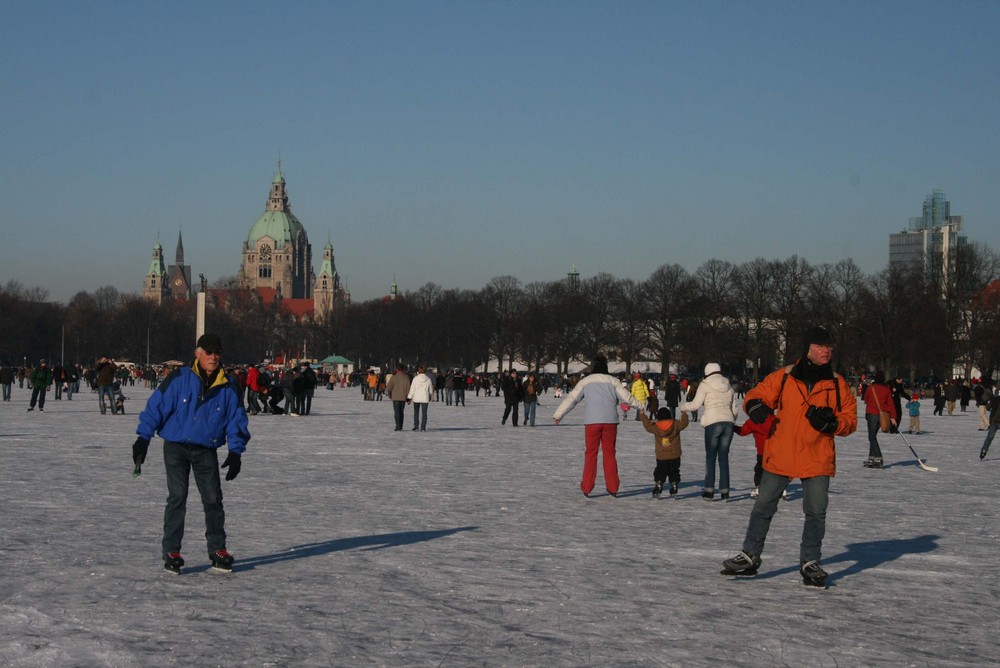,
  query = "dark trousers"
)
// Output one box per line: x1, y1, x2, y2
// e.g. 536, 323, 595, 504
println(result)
502, 402, 519, 425
392, 400, 406, 430
754, 454, 764, 486
413, 402, 428, 430
246, 390, 262, 414
162, 441, 226, 558
653, 458, 681, 484
29, 386, 47, 409
865, 413, 883, 458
